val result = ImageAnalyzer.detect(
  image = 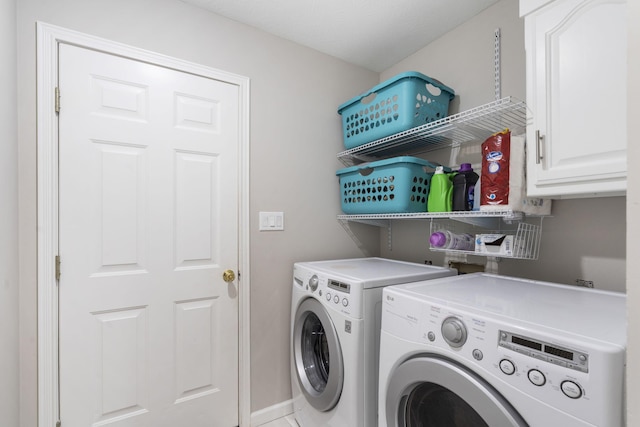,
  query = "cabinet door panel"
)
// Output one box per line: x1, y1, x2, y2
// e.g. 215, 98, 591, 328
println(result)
525, 0, 626, 197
